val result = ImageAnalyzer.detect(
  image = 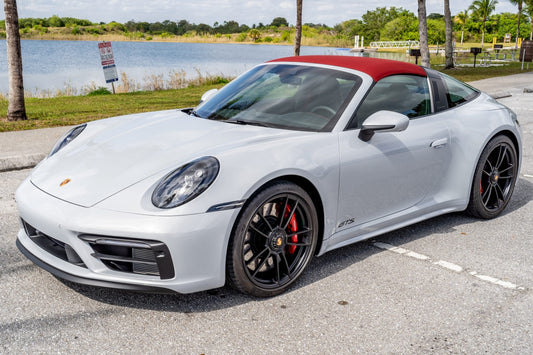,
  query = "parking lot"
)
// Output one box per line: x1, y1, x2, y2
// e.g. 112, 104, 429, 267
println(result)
1, 77, 532, 353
